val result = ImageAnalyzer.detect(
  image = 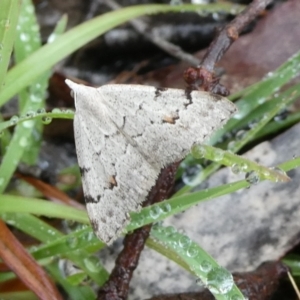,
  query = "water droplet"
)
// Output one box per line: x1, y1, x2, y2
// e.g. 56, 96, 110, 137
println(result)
186, 245, 198, 258
85, 231, 96, 241
20, 32, 30, 42
48, 33, 58, 43
66, 237, 78, 249
149, 205, 162, 219
245, 171, 260, 185
161, 202, 171, 213
274, 109, 288, 122
42, 116, 52, 124
52, 108, 61, 113
26, 5, 35, 14
182, 164, 202, 186
83, 256, 101, 273
258, 97, 266, 104
199, 260, 212, 273
26, 110, 36, 117
22, 120, 34, 128
30, 94, 42, 103
212, 149, 224, 161
227, 141, 236, 151
179, 235, 192, 249
212, 12, 225, 21
19, 137, 28, 147
196, 278, 205, 288
191, 145, 206, 158
206, 267, 234, 294
164, 226, 176, 236
235, 130, 246, 140
36, 108, 45, 114
9, 115, 19, 125
265, 72, 274, 79
231, 163, 242, 174
230, 5, 240, 14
